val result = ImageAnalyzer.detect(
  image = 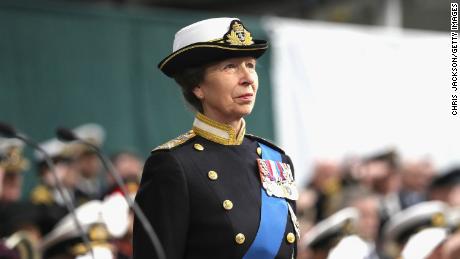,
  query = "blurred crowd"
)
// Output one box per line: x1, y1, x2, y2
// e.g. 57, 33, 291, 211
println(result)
1, 123, 459, 259
0, 124, 143, 259
297, 150, 460, 259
